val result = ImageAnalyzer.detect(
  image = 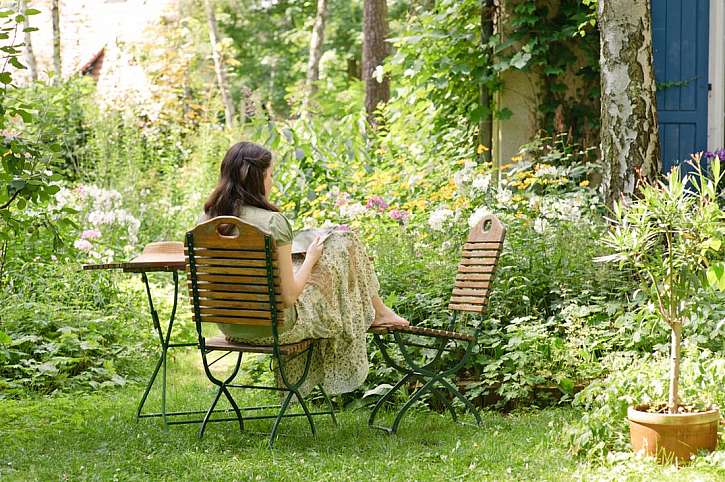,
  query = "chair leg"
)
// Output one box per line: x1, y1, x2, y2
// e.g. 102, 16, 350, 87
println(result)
390, 377, 438, 434
368, 372, 414, 432
220, 353, 244, 432
269, 391, 294, 448
198, 385, 224, 439
292, 390, 317, 436
432, 387, 458, 423
439, 378, 482, 426
318, 384, 337, 426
